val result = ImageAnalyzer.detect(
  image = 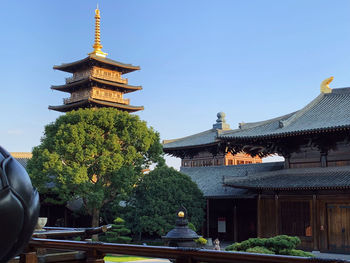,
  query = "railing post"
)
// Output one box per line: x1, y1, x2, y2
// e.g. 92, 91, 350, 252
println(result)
19, 252, 38, 263
86, 248, 104, 263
